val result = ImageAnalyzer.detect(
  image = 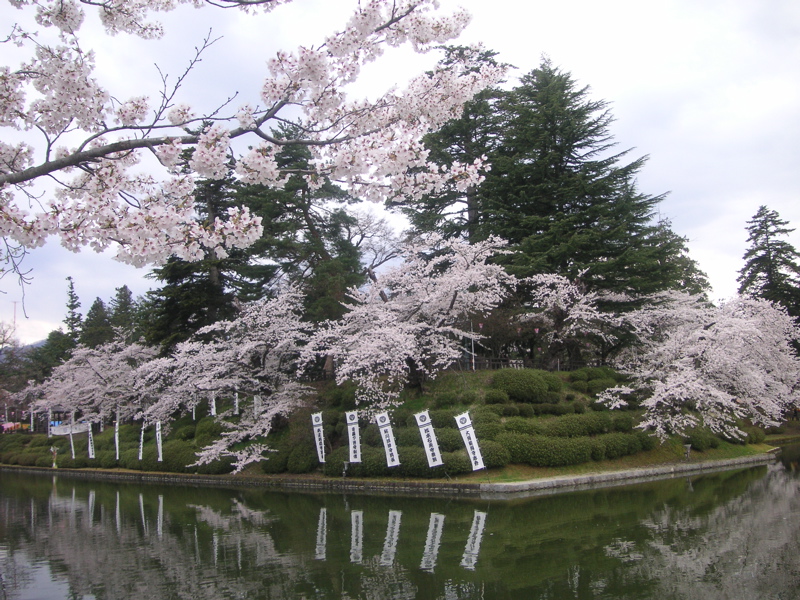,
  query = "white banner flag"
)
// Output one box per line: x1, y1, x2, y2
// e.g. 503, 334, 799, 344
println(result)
460, 510, 488, 570
345, 411, 361, 463
375, 412, 400, 467
312, 412, 326, 463
87, 424, 95, 459
380, 510, 402, 566
415, 410, 443, 467
156, 421, 163, 462
420, 512, 445, 572
455, 412, 484, 471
